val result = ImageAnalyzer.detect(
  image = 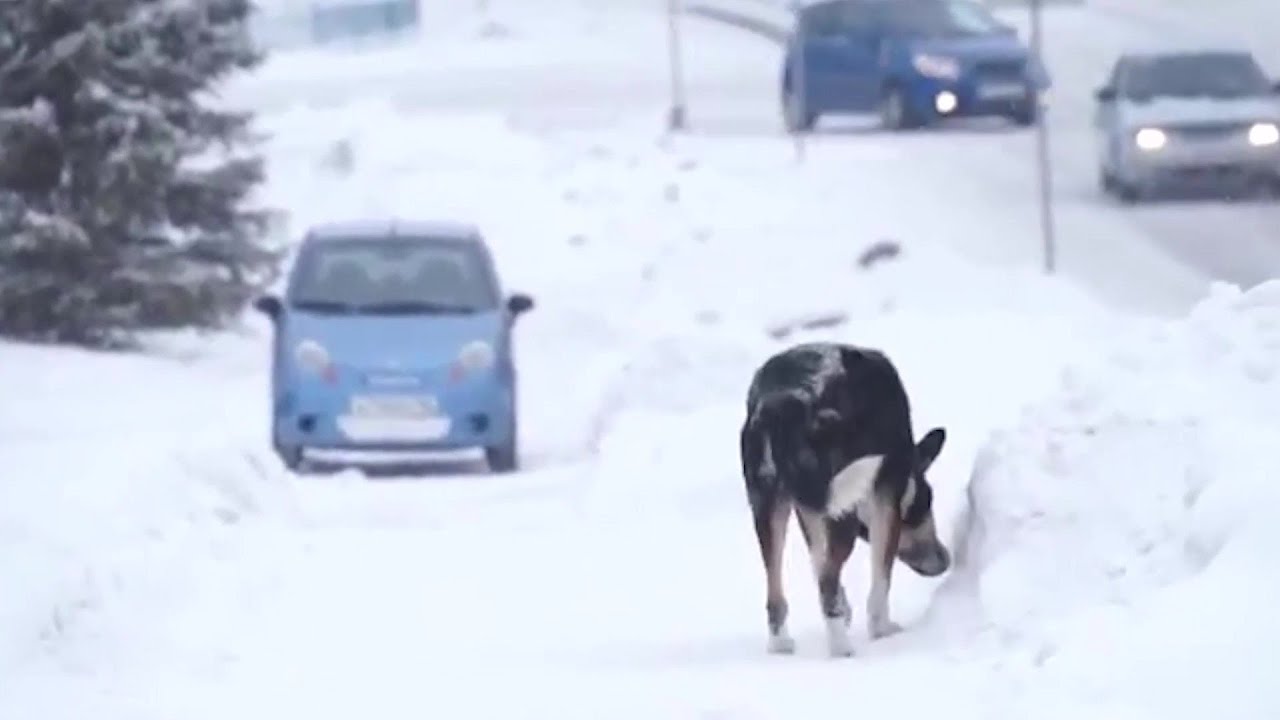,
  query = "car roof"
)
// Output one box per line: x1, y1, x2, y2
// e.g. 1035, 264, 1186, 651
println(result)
303, 218, 484, 244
